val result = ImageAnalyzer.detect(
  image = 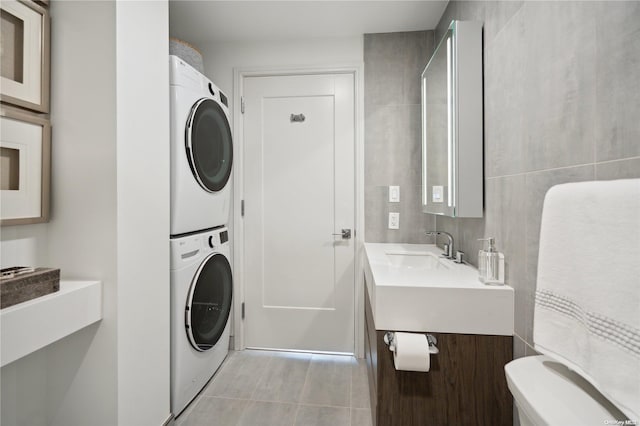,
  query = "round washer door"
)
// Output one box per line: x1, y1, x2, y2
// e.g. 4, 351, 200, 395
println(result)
185, 253, 233, 351
186, 98, 233, 192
